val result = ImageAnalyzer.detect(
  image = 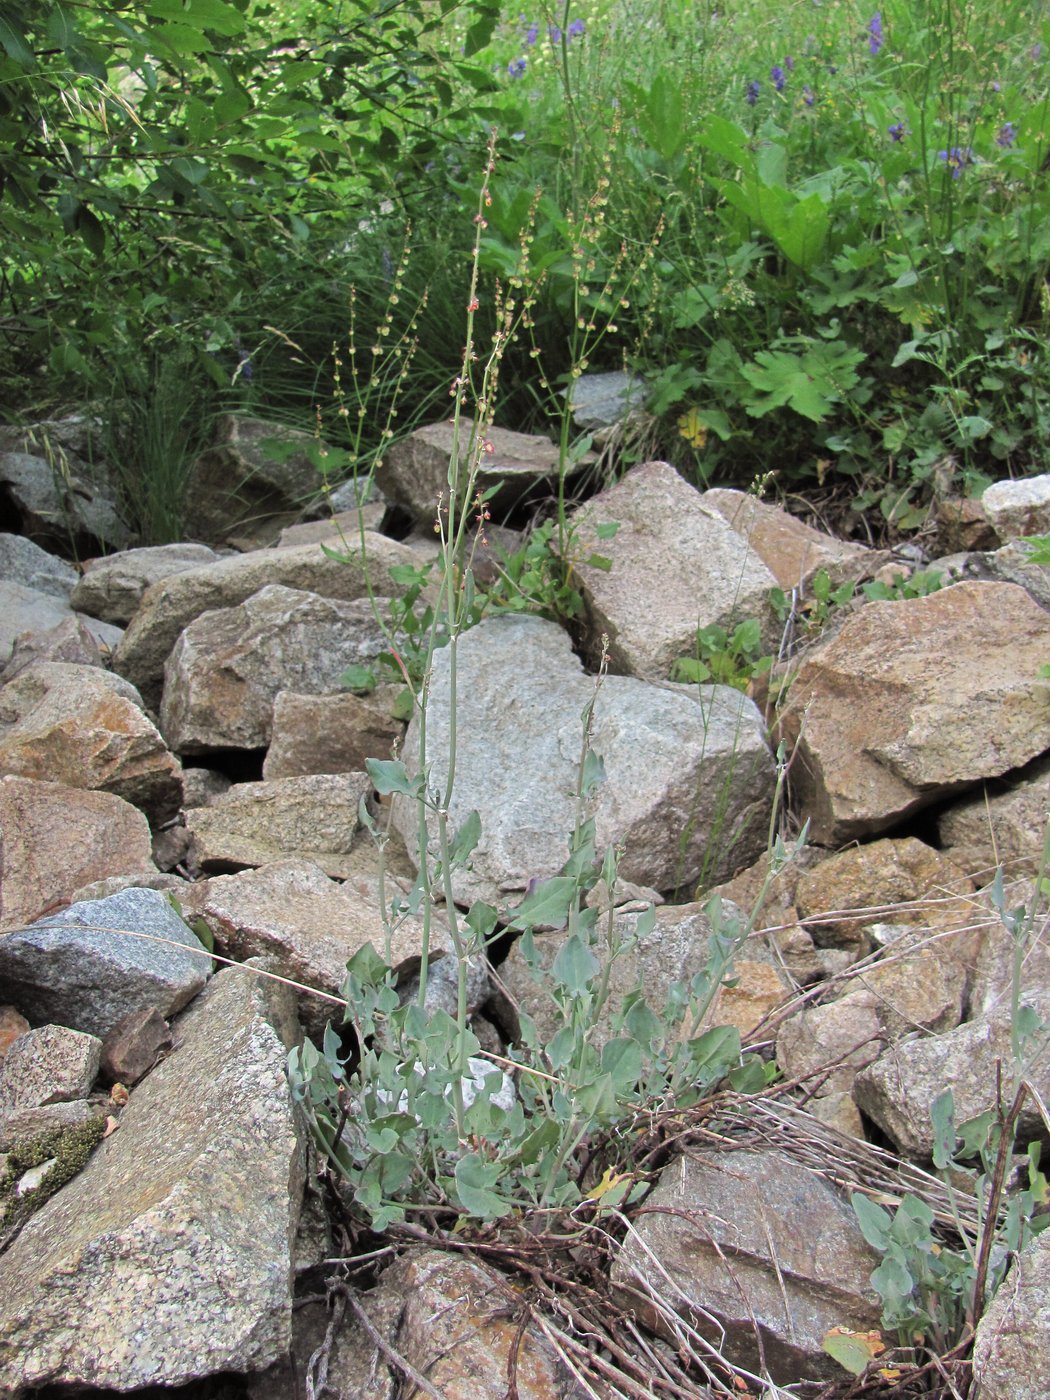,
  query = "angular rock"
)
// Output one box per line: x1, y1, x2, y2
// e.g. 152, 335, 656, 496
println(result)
393, 614, 777, 904
972, 1228, 1050, 1400
968, 879, 1050, 1020
567, 461, 779, 679
777, 988, 885, 1097
0, 1099, 100, 1151
0, 1006, 29, 1062
981, 473, 1050, 541
0, 964, 305, 1392
853, 997, 1050, 1160
376, 416, 594, 524
566, 370, 647, 432
0, 581, 122, 668
160, 585, 388, 754
182, 767, 232, 808
0, 448, 129, 554
275, 502, 385, 547
938, 756, 1050, 884
71, 542, 221, 624
0, 1024, 102, 1114
70, 871, 186, 903
99, 1006, 172, 1086
195, 859, 451, 1037
0, 776, 155, 929
183, 413, 329, 545
113, 534, 420, 700
186, 773, 372, 877
0, 533, 78, 599
0, 886, 211, 1038
931, 495, 1000, 554
262, 688, 403, 779
501, 901, 789, 1053
0, 614, 105, 684
701, 488, 884, 592
777, 581, 1050, 844
0, 662, 183, 822
612, 1147, 881, 1383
